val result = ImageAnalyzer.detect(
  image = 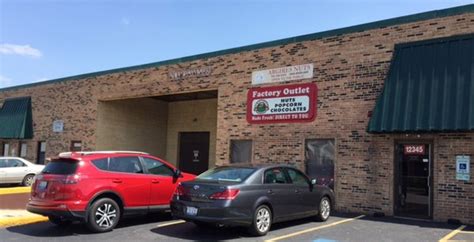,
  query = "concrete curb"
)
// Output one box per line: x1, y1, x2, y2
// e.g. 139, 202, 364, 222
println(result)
0, 187, 31, 195
0, 215, 48, 227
